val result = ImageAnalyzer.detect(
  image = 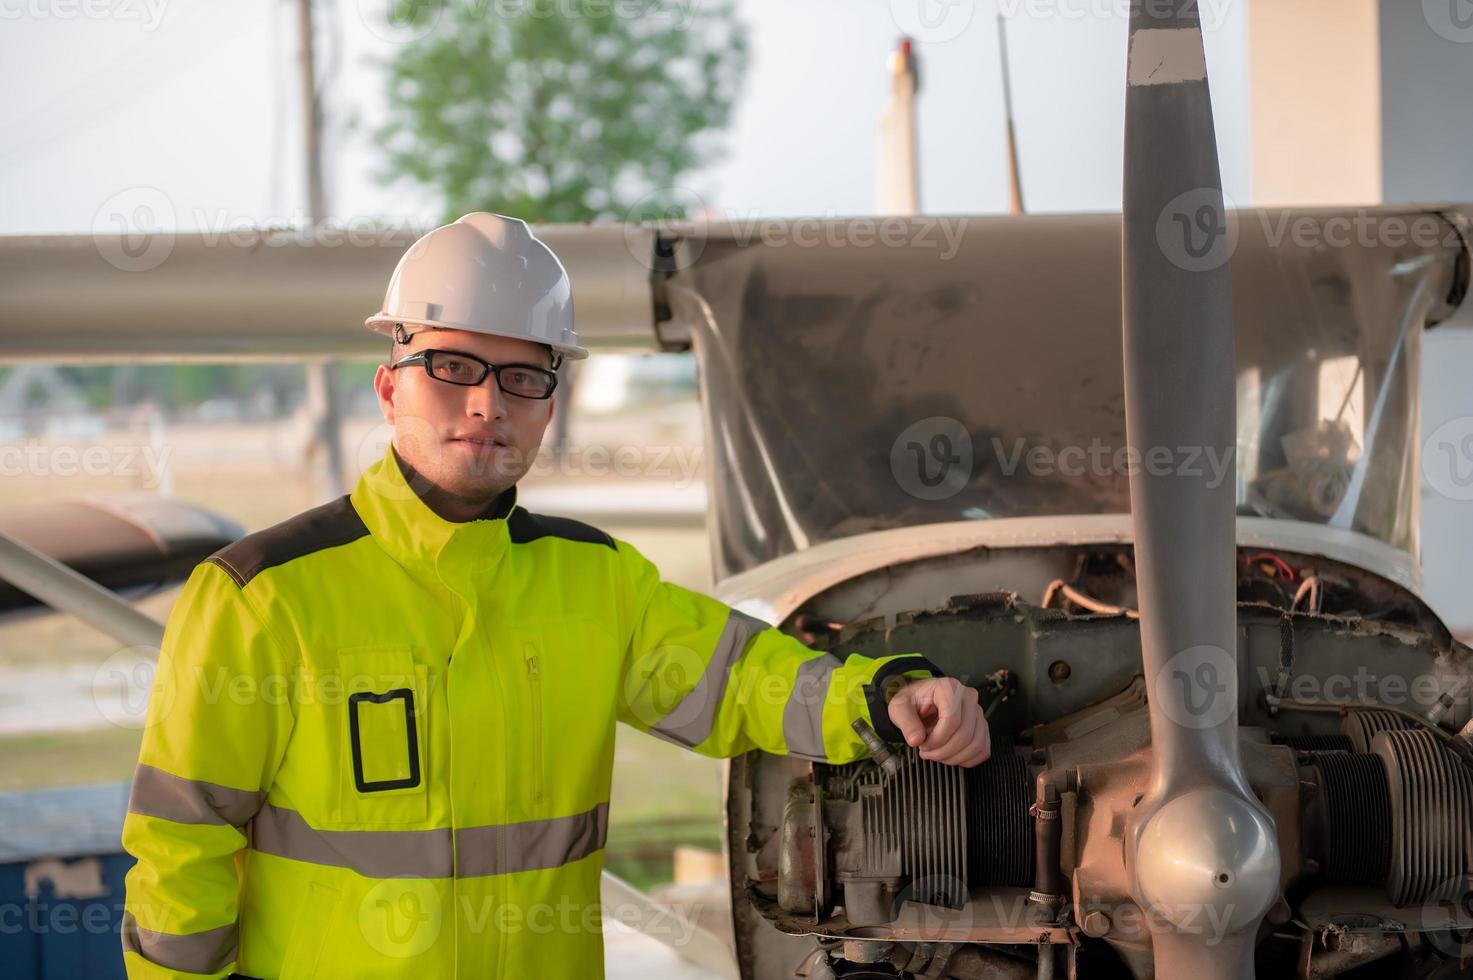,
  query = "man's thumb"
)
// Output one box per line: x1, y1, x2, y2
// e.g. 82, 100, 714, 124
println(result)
886, 685, 925, 746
